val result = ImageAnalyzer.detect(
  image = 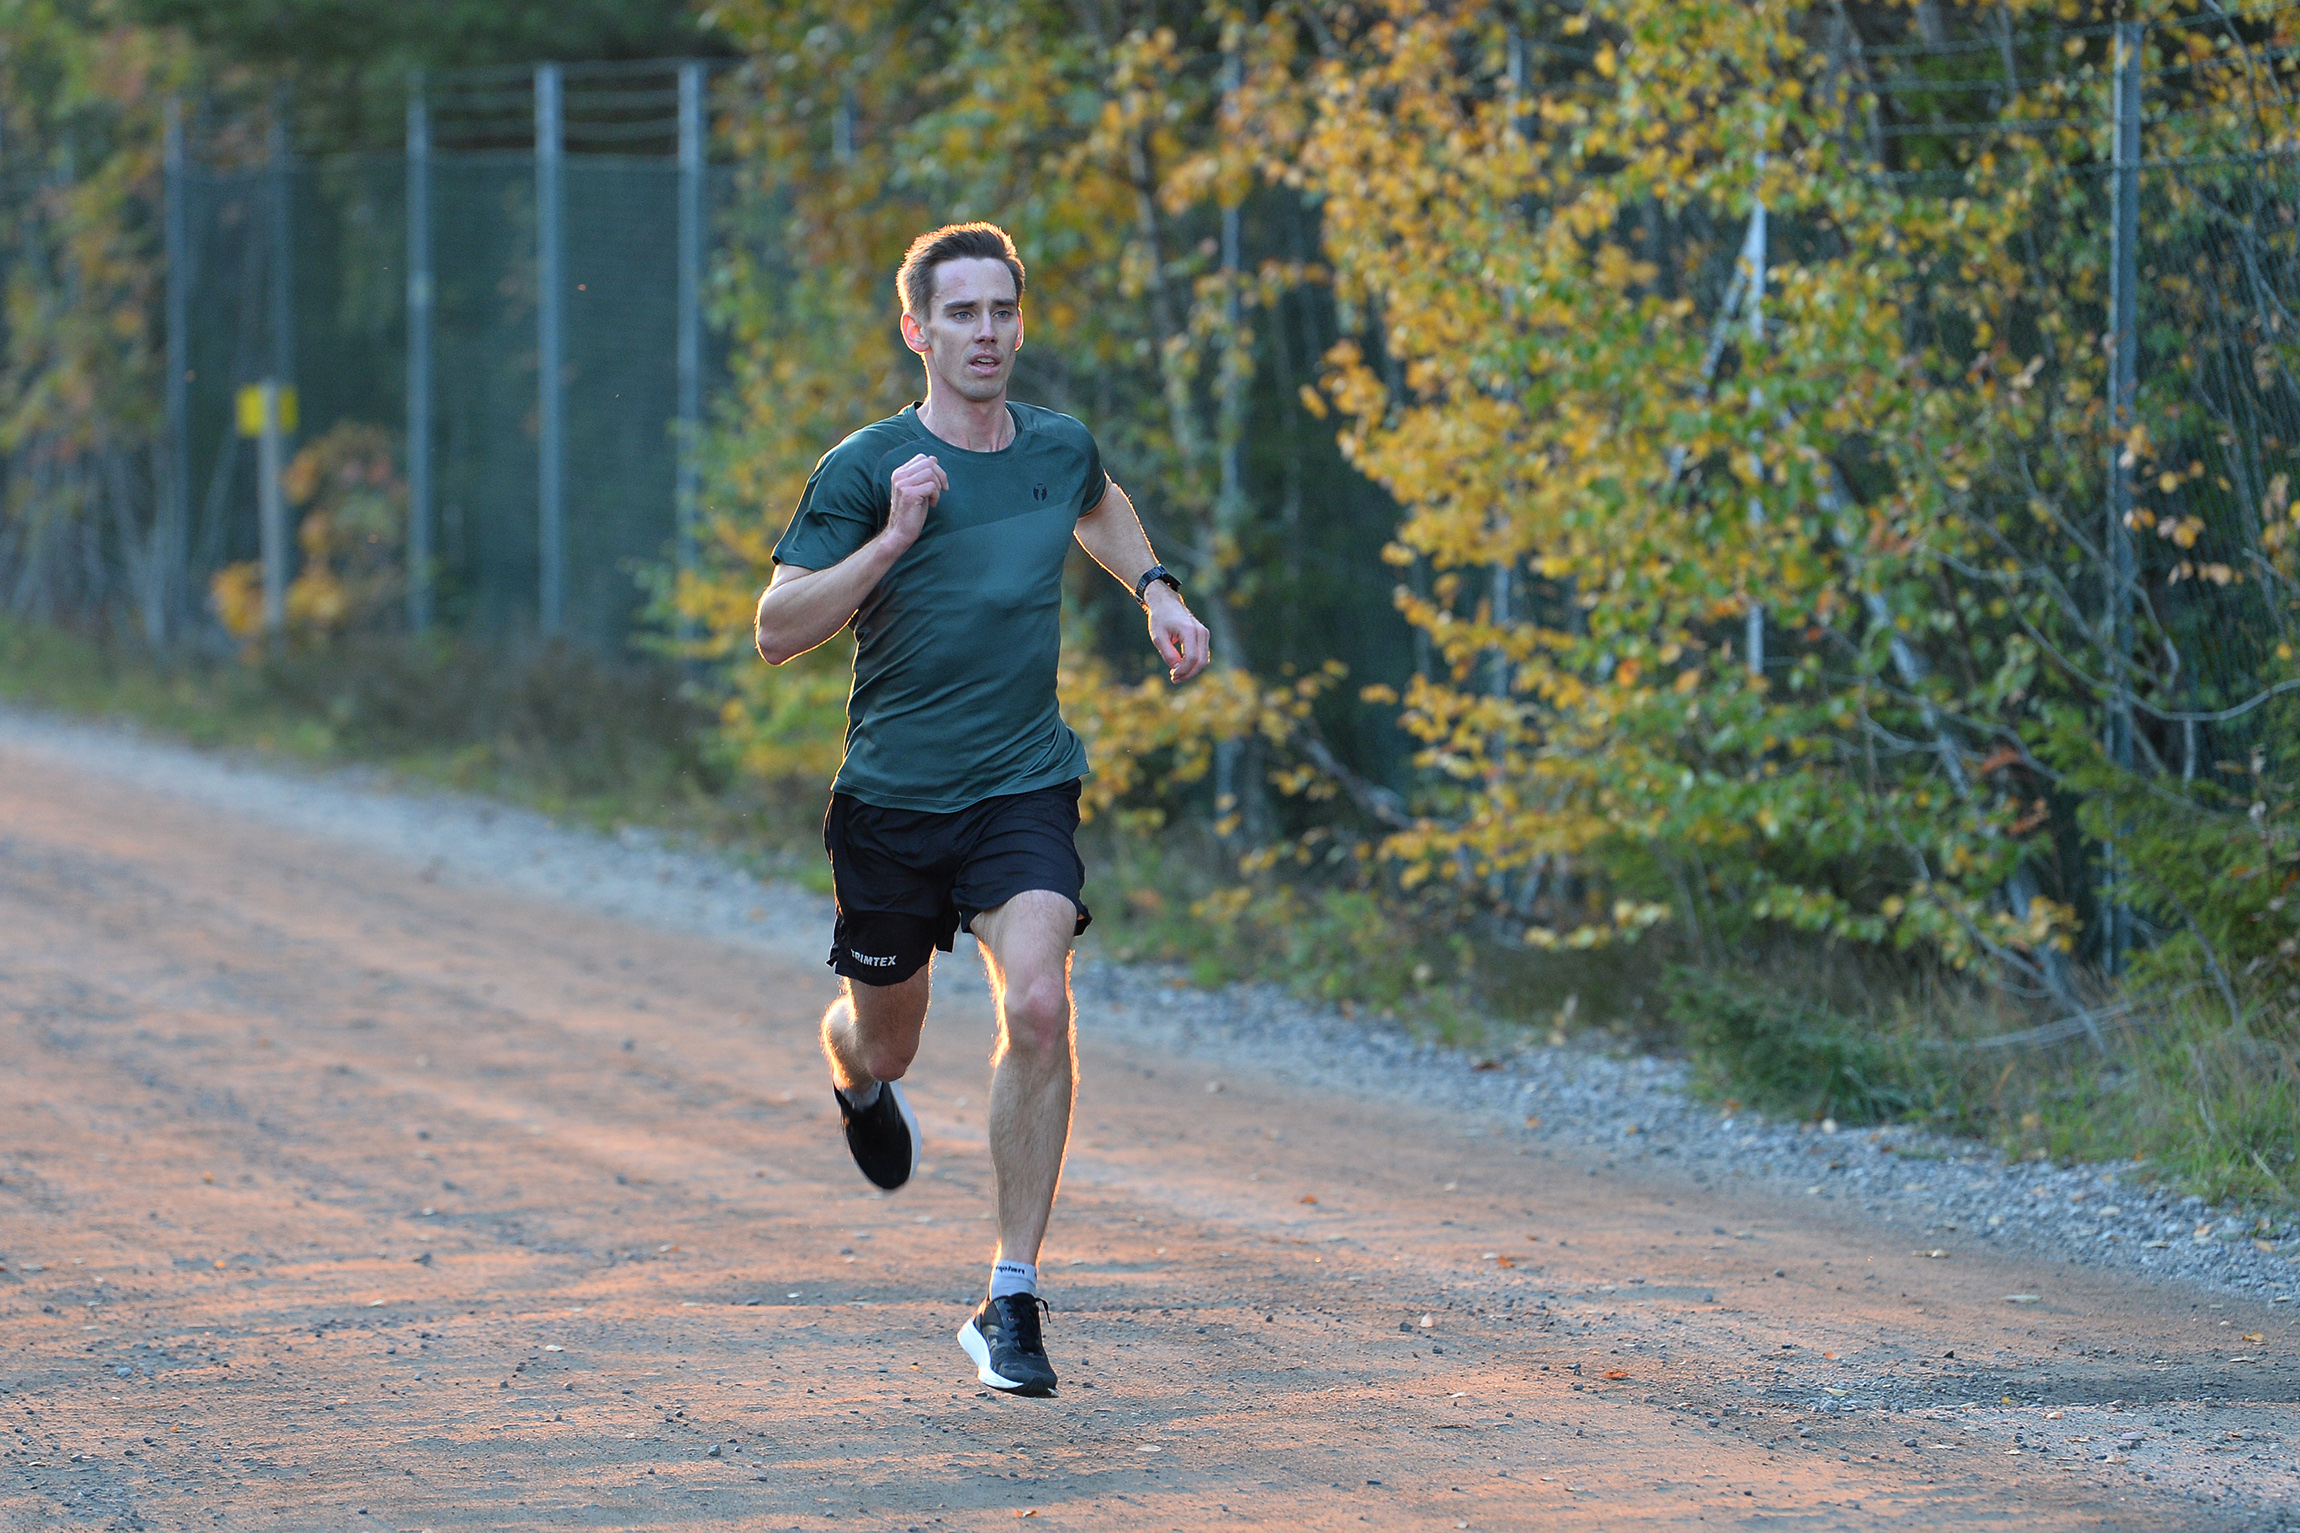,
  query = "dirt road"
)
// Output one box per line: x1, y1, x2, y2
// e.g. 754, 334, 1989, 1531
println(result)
0, 730, 2294, 1531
